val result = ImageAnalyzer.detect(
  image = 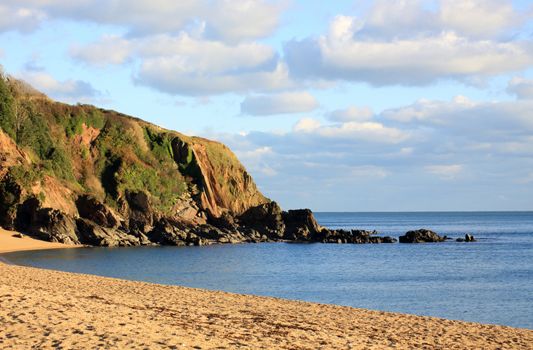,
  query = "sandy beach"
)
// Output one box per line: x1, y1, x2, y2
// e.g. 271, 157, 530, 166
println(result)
0, 227, 76, 254
0, 255, 531, 349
